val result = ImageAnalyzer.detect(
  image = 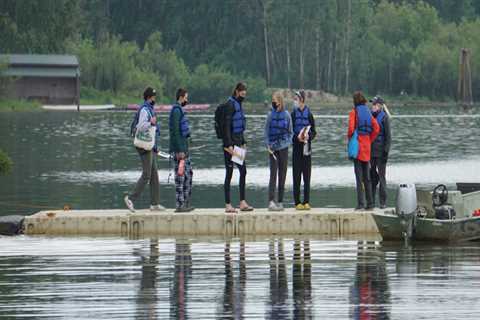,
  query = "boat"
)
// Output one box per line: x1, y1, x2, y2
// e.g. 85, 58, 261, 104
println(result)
372, 183, 480, 242
43, 104, 116, 111
127, 104, 210, 113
